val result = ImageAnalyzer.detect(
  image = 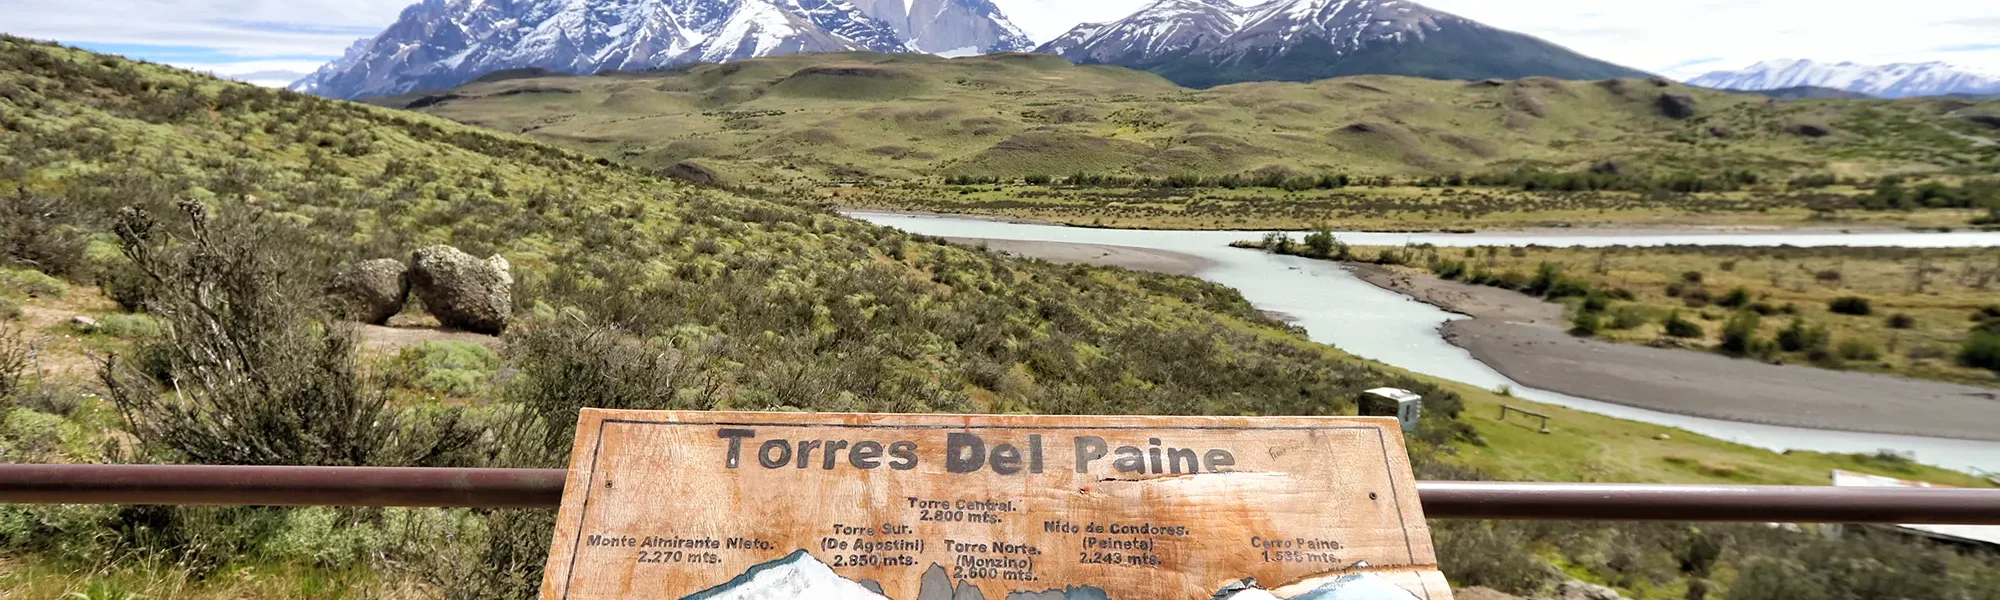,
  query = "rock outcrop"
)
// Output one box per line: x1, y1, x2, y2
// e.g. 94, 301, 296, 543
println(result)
1656, 93, 1697, 119
327, 258, 410, 325
409, 246, 512, 335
